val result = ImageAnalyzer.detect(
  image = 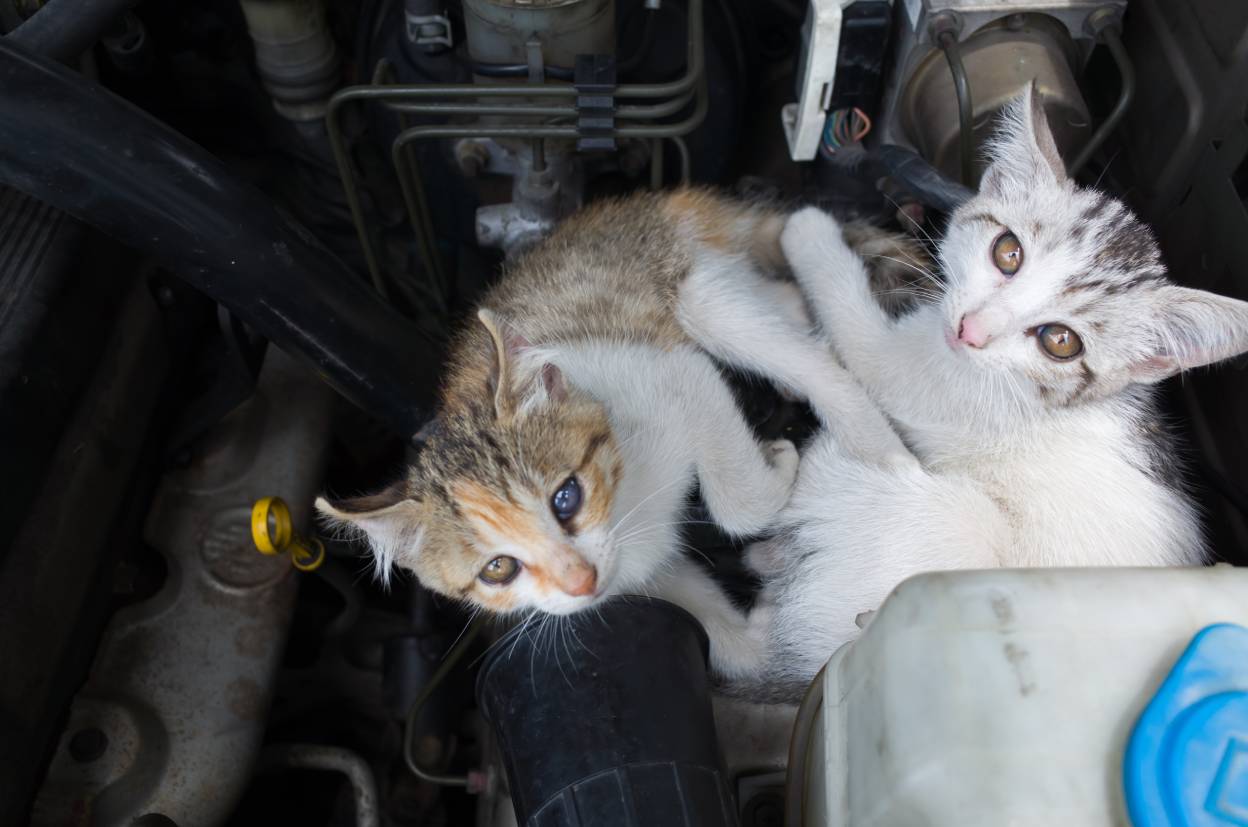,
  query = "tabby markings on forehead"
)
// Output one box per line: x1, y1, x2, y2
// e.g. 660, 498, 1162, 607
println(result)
1062, 275, 1106, 294
1066, 362, 1097, 406
962, 212, 1003, 227
578, 431, 611, 471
